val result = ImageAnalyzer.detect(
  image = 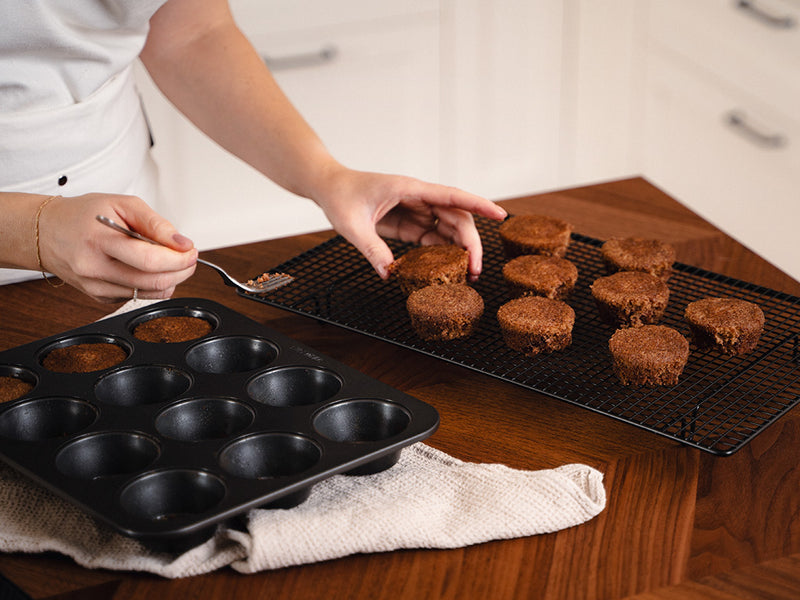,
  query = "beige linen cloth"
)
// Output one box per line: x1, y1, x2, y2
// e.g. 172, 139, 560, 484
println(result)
0, 300, 606, 578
